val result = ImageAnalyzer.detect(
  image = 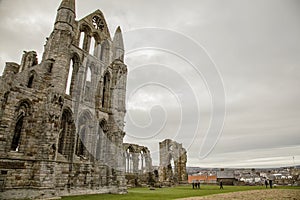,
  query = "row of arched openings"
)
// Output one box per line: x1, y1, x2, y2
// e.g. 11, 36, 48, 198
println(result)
65, 54, 111, 110
8, 100, 107, 162
125, 147, 148, 174
57, 109, 108, 161
78, 23, 110, 62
